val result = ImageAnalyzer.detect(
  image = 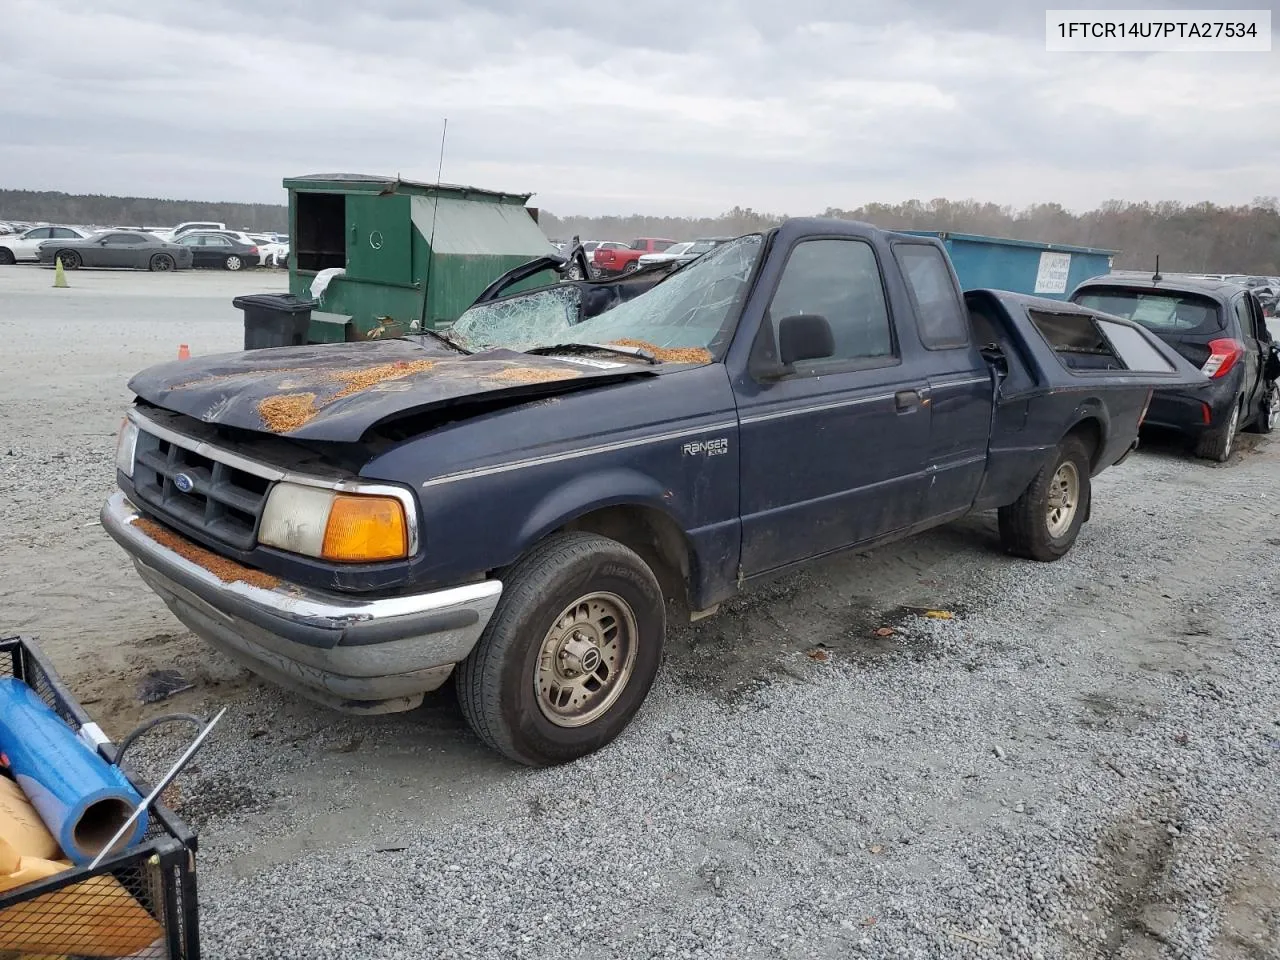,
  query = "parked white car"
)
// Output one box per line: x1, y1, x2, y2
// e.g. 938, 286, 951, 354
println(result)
0, 225, 94, 264
248, 234, 289, 267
